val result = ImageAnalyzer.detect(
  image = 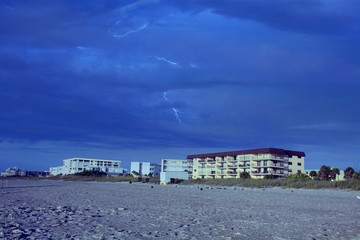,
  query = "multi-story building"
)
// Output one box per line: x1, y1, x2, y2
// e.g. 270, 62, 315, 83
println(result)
130, 162, 161, 177
160, 159, 193, 183
0, 167, 27, 177
50, 158, 123, 175
188, 148, 305, 179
